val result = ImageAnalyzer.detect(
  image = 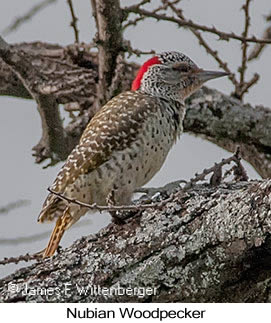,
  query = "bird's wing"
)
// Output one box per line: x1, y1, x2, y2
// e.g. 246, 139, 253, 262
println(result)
38, 91, 156, 222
